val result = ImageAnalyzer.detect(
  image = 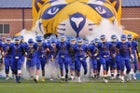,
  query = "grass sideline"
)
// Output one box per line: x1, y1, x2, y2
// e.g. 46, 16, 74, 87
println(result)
0, 80, 140, 93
